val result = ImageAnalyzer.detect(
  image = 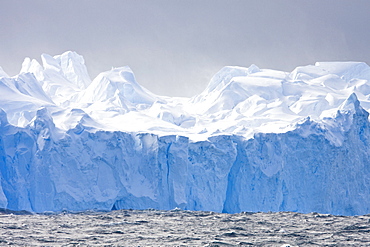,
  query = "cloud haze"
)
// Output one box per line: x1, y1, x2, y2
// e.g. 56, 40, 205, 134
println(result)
1, 0, 370, 96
